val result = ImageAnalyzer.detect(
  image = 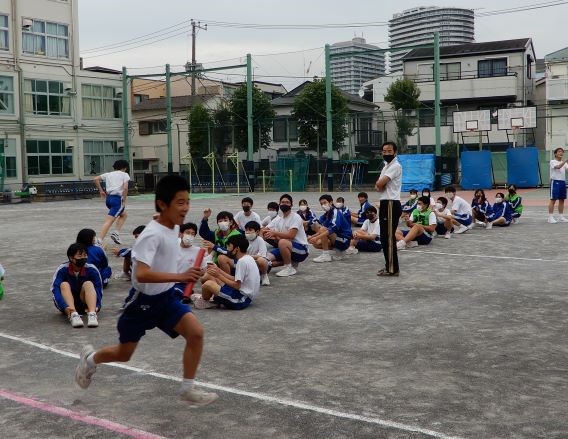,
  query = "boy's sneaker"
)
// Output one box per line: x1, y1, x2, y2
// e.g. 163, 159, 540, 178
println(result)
313, 253, 332, 263
332, 250, 344, 261
87, 312, 98, 328
75, 345, 96, 389
344, 247, 358, 255
431, 231, 438, 238
548, 217, 558, 224
512, 218, 519, 224
261, 274, 270, 286
110, 232, 122, 245
467, 223, 474, 230
276, 266, 297, 277
486, 222, 493, 230
454, 225, 468, 234
95, 237, 104, 247
180, 387, 218, 407
444, 231, 451, 239
192, 294, 215, 310
396, 240, 406, 250
406, 241, 419, 249
560, 216, 568, 223
69, 312, 84, 328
